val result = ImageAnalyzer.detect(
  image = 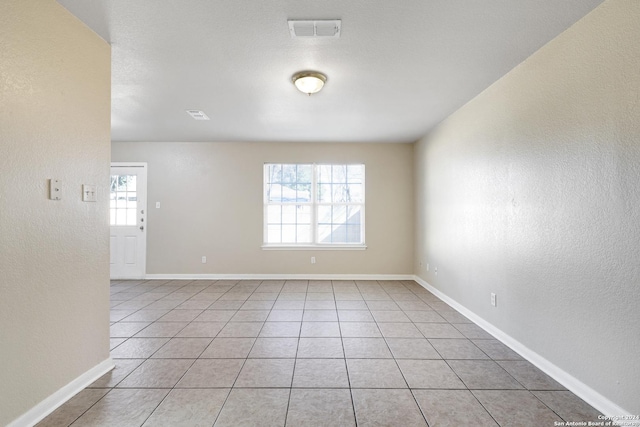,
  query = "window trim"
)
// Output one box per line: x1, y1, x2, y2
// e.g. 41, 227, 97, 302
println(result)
262, 163, 366, 250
